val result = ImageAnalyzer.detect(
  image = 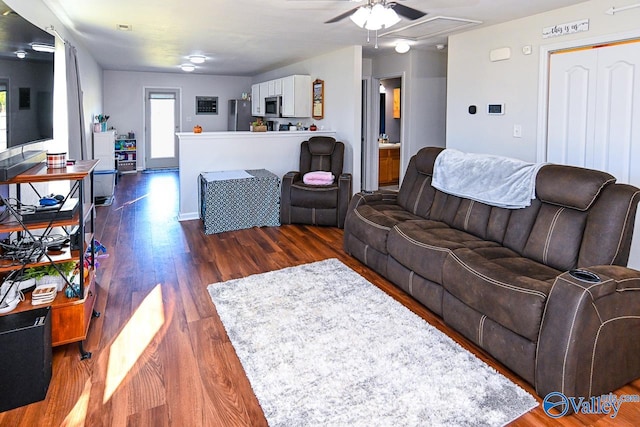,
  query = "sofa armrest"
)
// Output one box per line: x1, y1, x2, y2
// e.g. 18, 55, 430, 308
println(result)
337, 173, 352, 228
280, 171, 301, 224
536, 265, 640, 400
